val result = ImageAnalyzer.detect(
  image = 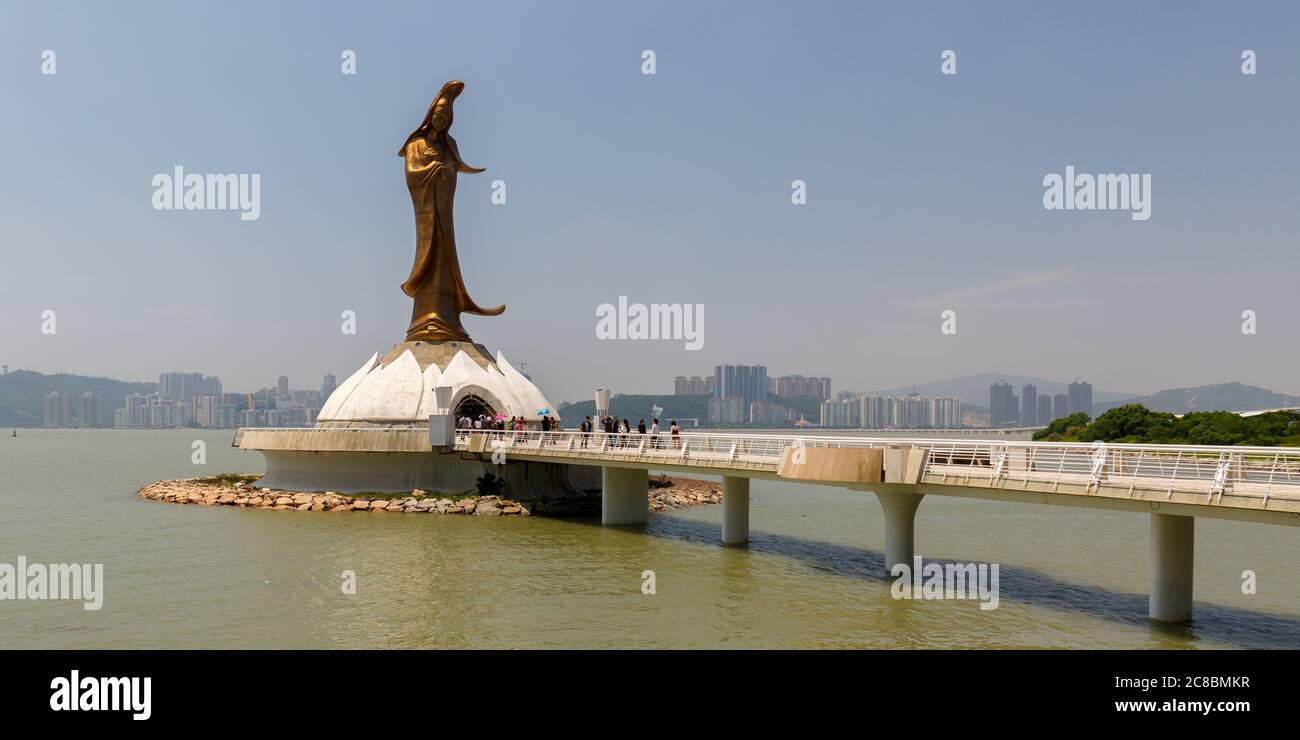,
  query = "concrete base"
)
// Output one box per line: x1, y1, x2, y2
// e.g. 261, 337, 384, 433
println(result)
255, 448, 600, 499
601, 466, 648, 525
722, 476, 750, 545
876, 490, 923, 574
1150, 513, 1195, 622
